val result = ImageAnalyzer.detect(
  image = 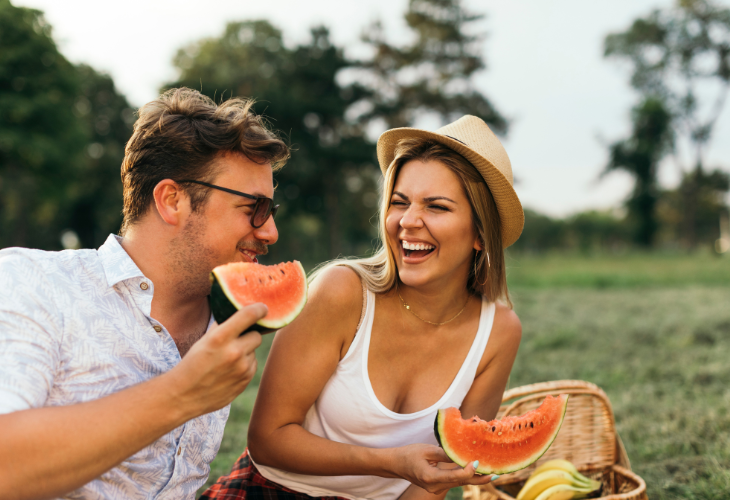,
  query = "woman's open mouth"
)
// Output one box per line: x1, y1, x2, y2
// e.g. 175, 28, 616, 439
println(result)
401, 240, 436, 260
